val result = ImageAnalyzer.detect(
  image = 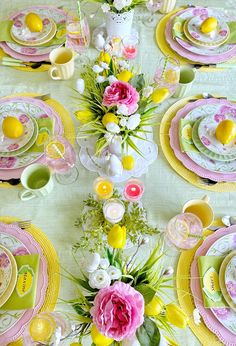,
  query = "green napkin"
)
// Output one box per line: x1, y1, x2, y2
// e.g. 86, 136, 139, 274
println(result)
198, 256, 228, 308
172, 16, 186, 40
28, 117, 54, 153
227, 22, 236, 44
2, 254, 40, 310
179, 118, 199, 153
0, 20, 66, 47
